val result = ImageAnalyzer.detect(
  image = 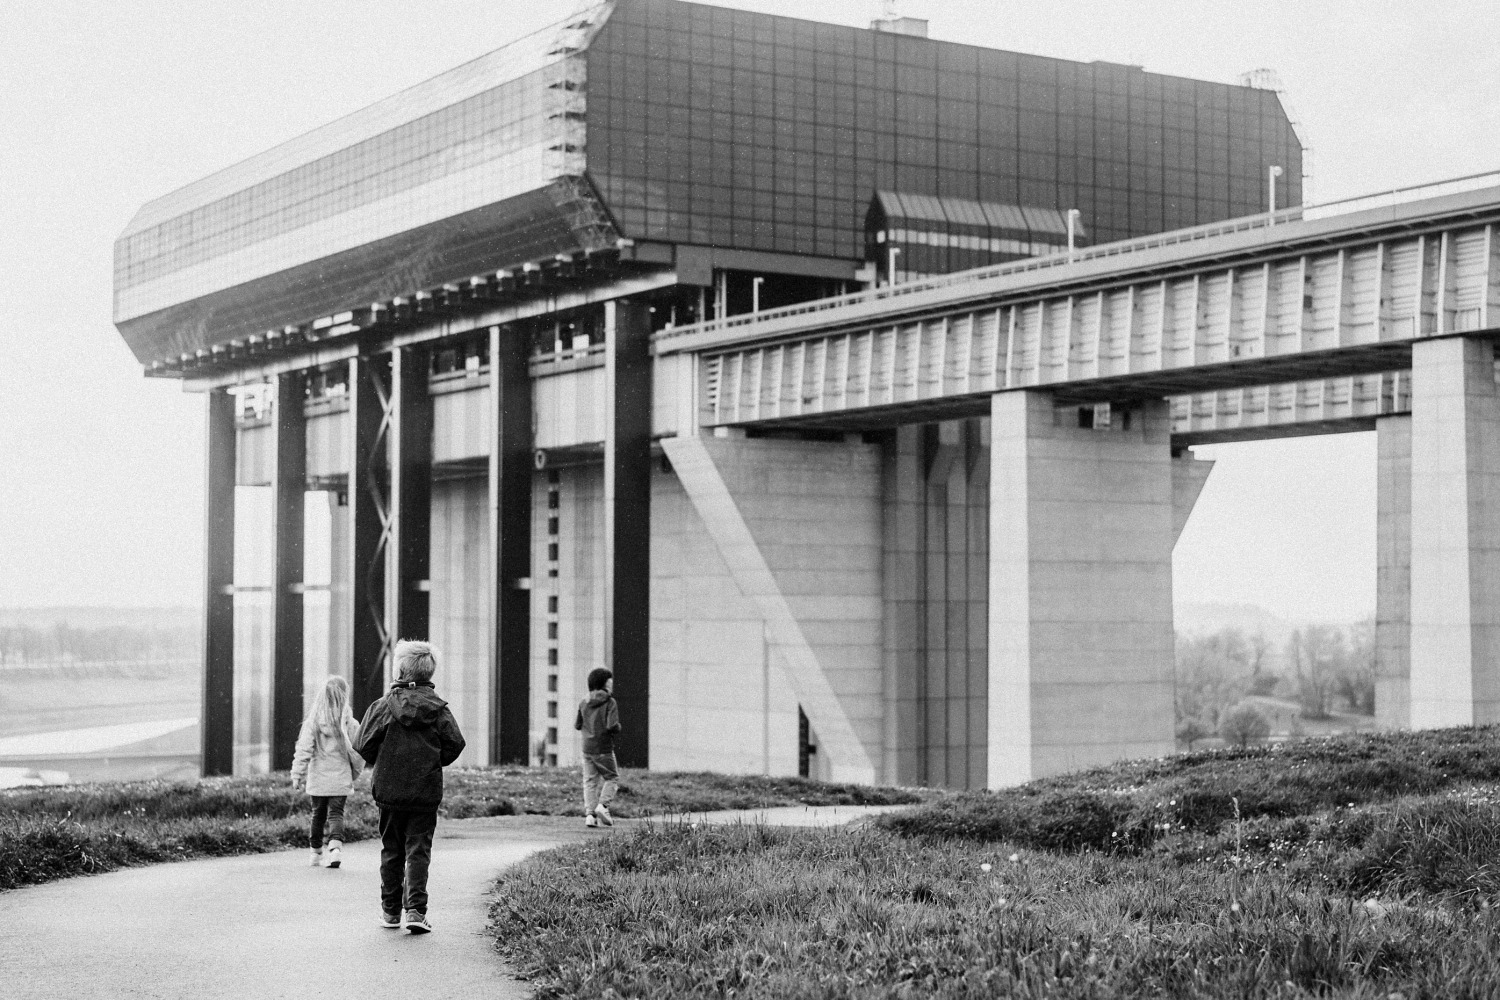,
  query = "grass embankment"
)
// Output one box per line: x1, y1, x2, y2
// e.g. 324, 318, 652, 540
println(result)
0, 767, 925, 892
492, 727, 1500, 998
